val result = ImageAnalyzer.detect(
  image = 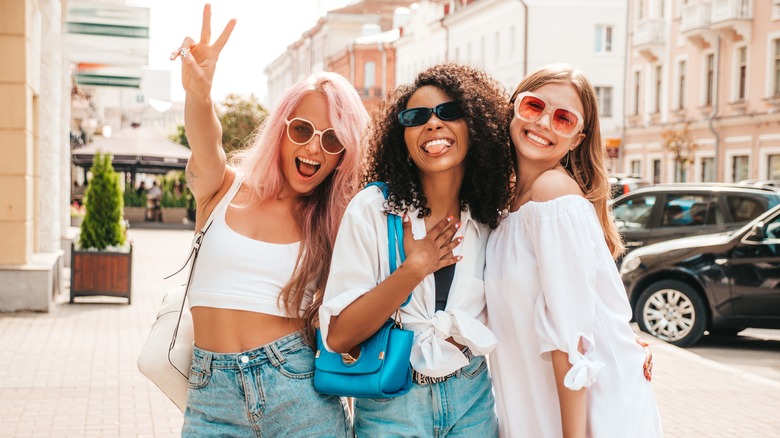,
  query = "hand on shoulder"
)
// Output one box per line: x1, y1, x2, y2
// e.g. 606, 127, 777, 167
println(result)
529, 168, 584, 203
